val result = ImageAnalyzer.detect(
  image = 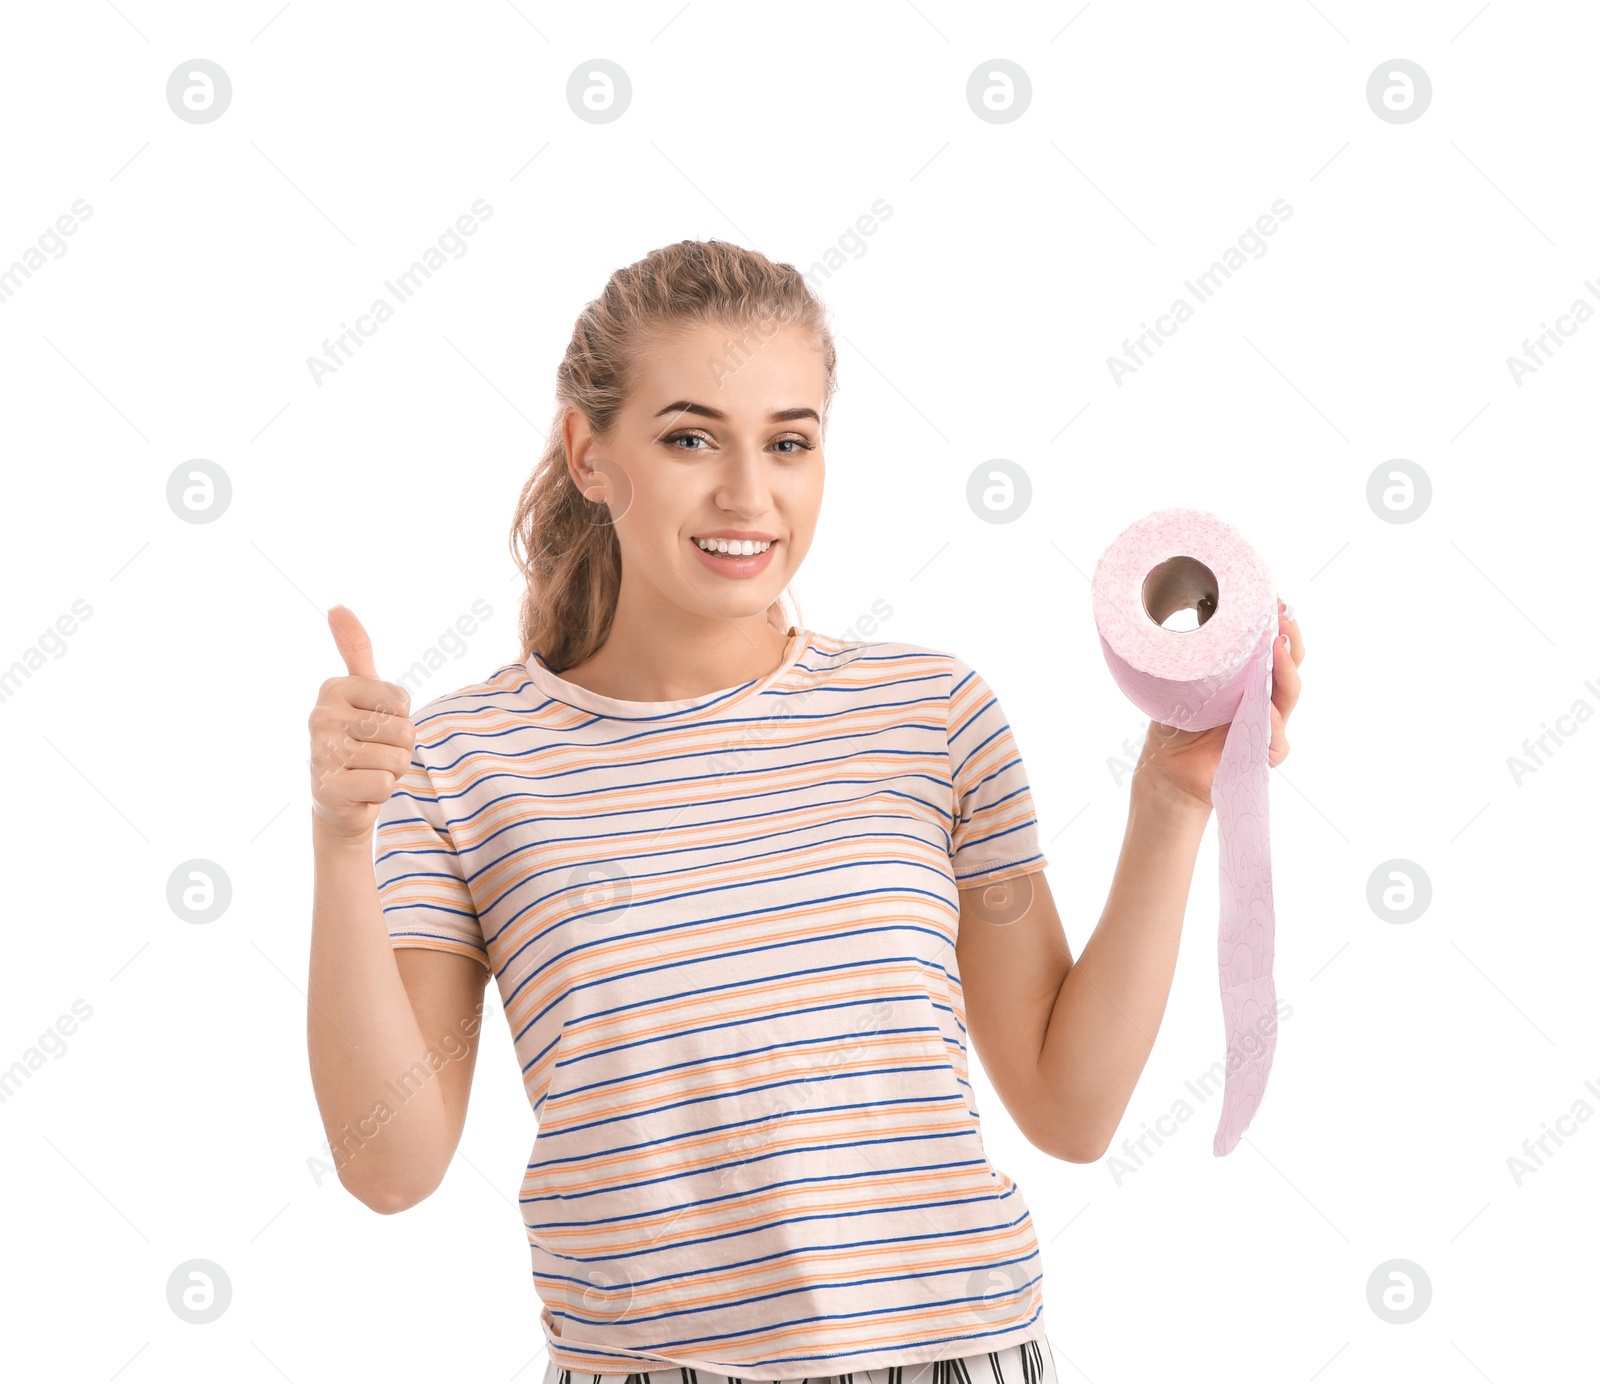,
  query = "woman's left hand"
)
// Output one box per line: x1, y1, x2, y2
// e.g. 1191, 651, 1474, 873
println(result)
1135, 598, 1305, 812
